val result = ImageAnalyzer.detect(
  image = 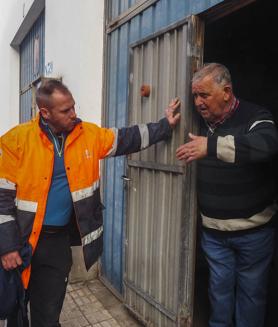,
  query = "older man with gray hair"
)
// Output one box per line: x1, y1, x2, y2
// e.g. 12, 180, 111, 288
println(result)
176, 63, 278, 327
